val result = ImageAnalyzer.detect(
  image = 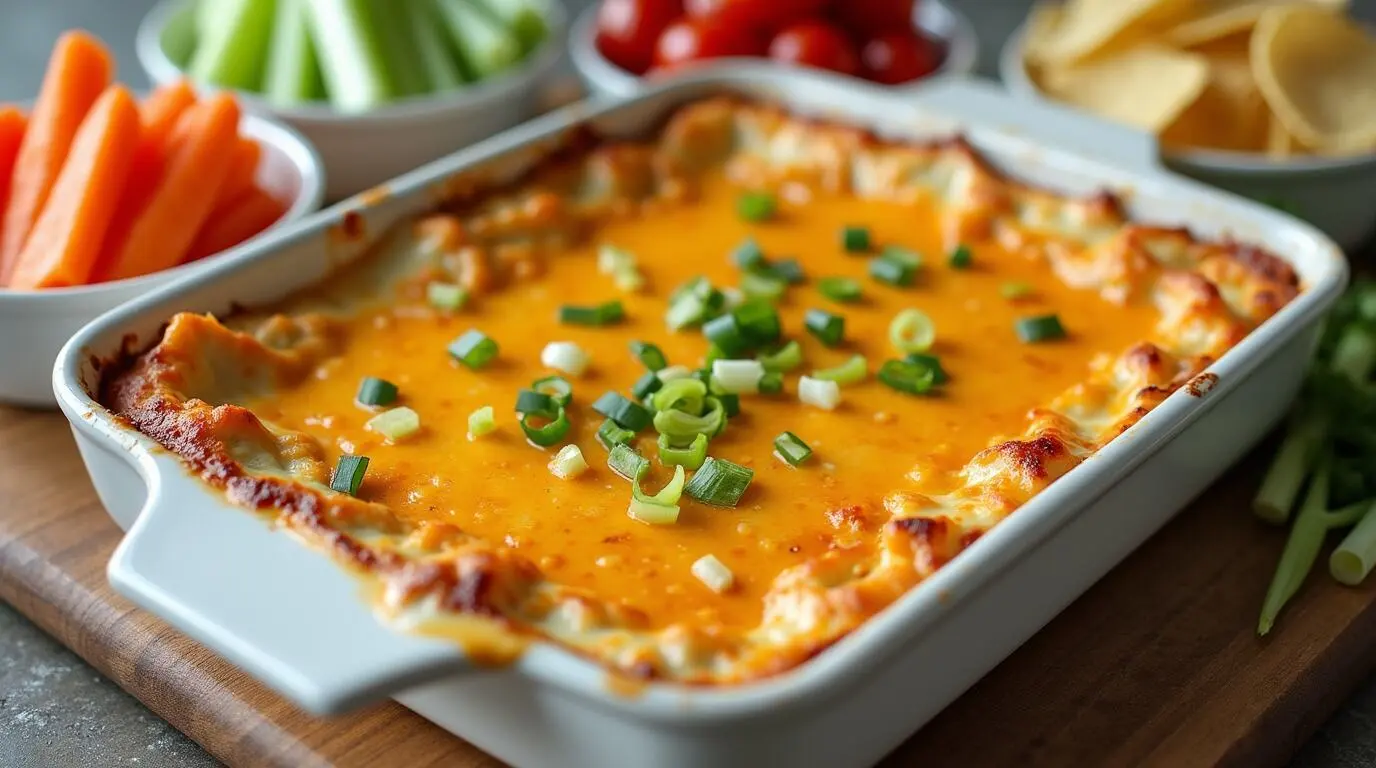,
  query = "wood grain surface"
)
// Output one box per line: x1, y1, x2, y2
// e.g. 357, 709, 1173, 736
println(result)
2, 405, 1375, 768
